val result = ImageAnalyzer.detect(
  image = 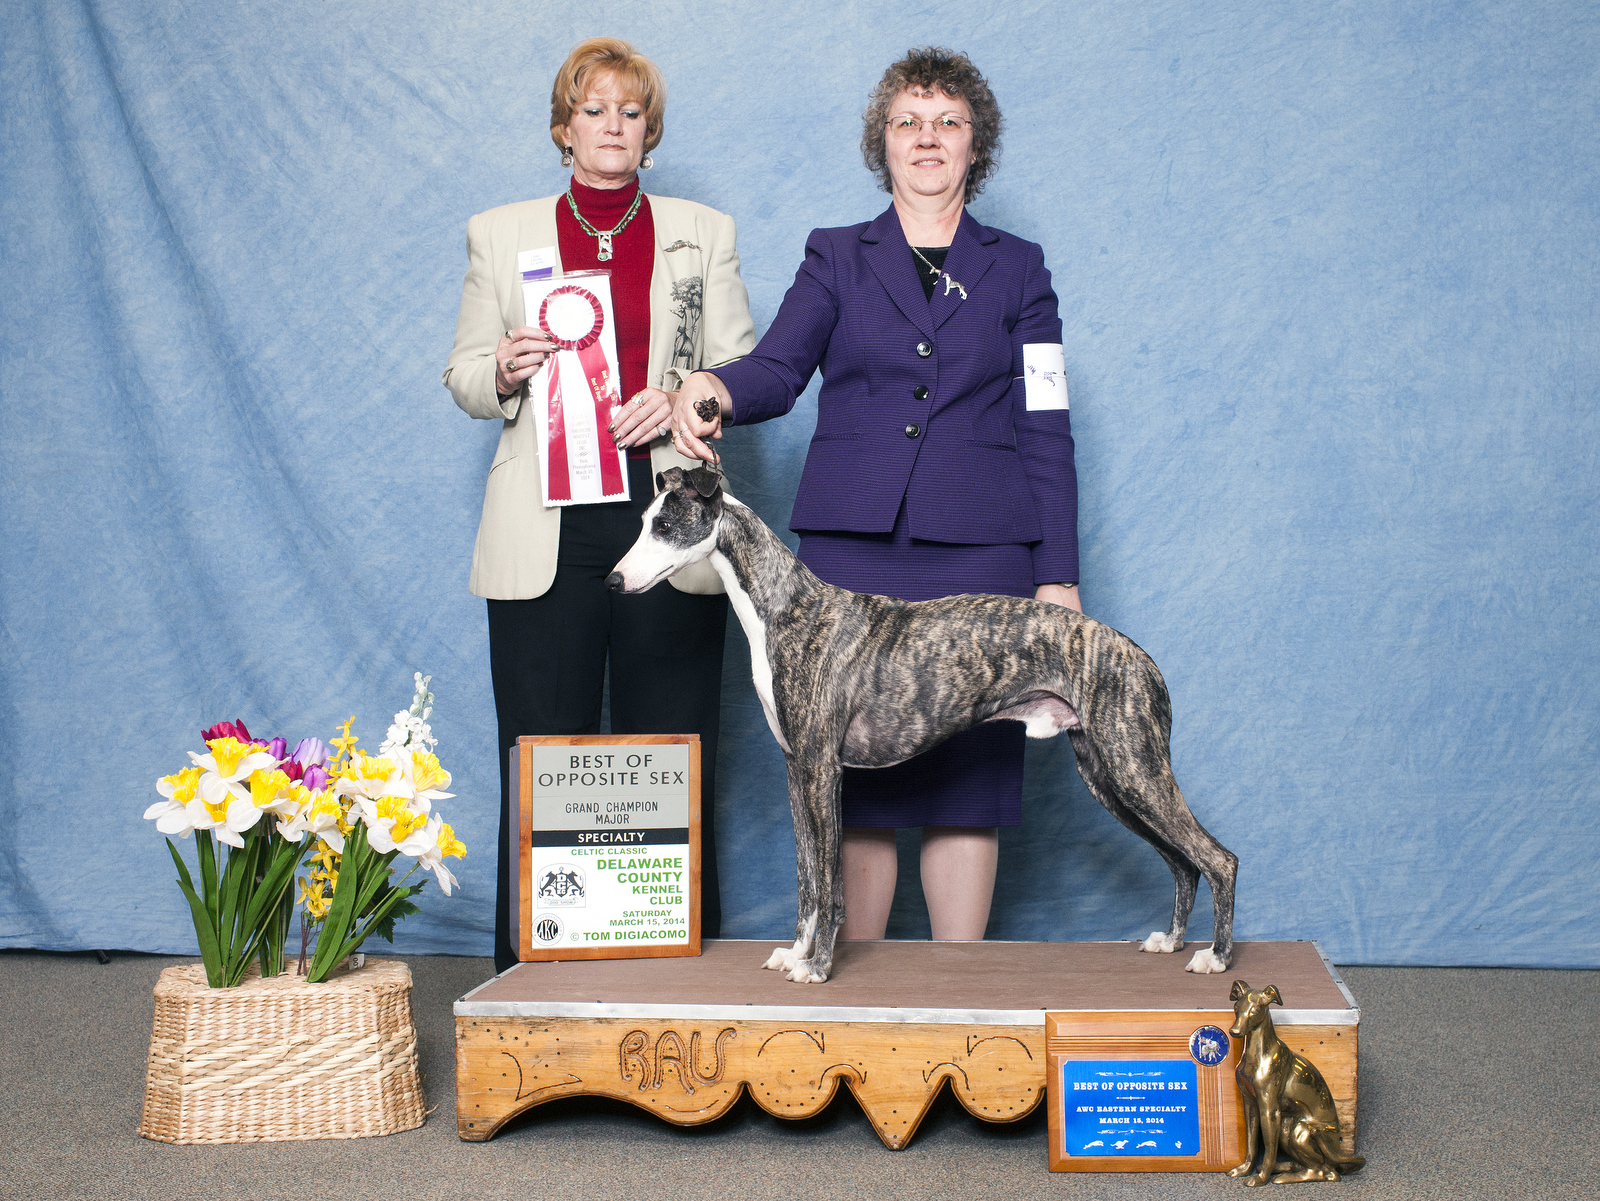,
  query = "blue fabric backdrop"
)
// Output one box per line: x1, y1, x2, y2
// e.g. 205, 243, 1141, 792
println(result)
3, 0, 1596, 967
